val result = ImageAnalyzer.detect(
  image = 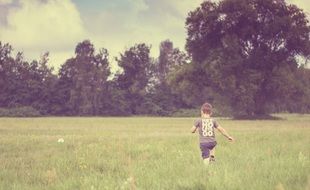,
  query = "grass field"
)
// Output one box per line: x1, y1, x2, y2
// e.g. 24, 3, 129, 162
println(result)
0, 115, 309, 190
